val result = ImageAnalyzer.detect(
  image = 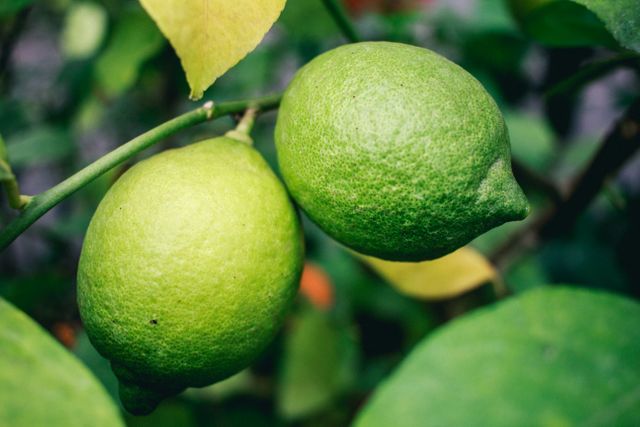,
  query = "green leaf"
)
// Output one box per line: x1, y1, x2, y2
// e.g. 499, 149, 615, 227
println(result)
505, 111, 556, 173
504, 254, 550, 293
6, 127, 74, 167
61, 2, 108, 60
138, 0, 286, 99
573, 0, 640, 52
470, 0, 519, 33
279, 0, 338, 41
553, 135, 600, 181
95, 9, 164, 97
0, 167, 12, 181
0, 273, 69, 314
510, 0, 617, 48
73, 331, 120, 401
355, 287, 640, 427
0, 298, 124, 426
277, 307, 356, 419
0, 0, 32, 16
